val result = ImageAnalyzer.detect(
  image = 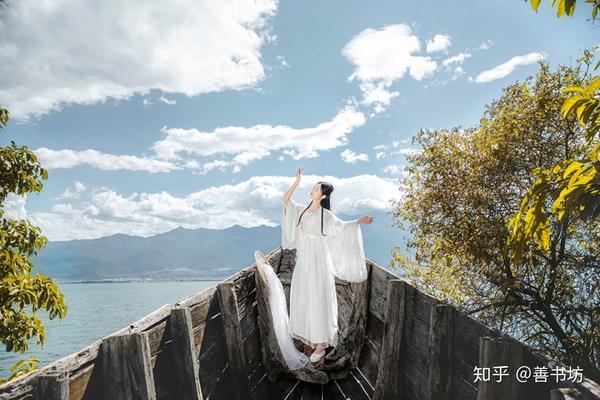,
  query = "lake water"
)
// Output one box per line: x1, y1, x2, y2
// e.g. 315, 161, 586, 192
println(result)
0, 281, 221, 377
